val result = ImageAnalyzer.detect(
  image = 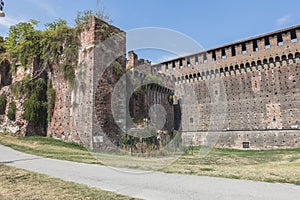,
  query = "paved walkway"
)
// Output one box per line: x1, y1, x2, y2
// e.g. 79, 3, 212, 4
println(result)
0, 144, 299, 200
